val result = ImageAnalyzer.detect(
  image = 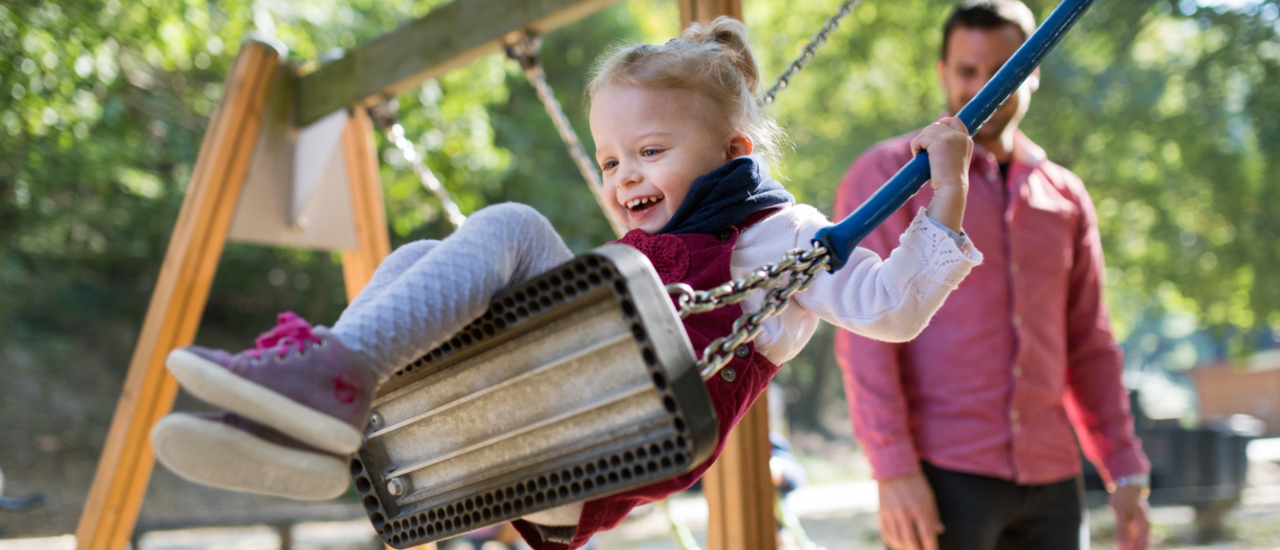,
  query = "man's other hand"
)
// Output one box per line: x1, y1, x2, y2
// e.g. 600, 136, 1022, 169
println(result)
1111, 486, 1151, 550
877, 472, 944, 550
